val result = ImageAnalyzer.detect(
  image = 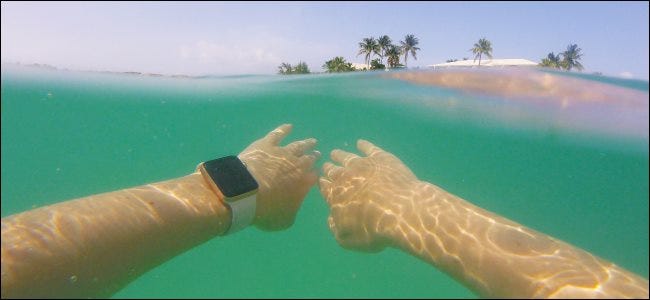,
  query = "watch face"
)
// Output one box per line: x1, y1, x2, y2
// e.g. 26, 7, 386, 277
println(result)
202, 156, 258, 200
